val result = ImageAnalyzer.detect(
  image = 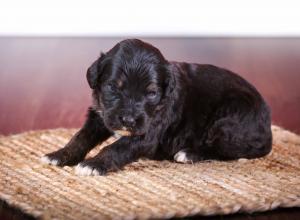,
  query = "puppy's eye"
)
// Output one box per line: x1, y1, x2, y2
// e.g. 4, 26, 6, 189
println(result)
107, 83, 118, 91
146, 91, 157, 100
